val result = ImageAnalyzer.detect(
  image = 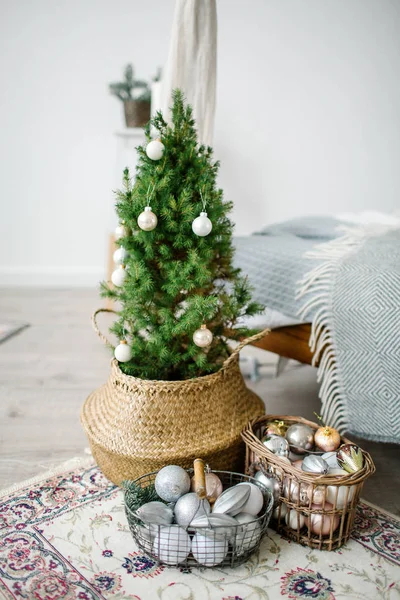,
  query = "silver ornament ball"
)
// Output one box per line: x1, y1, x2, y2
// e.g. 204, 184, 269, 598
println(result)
301, 455, 329, 474
113, 247, 128, 264
111, 265, 127, 287
254, 470, 281, 506
138, 206, 158, 231
193, 324, 213, 348
262, 434, 290, 457
155, 465, 191, 502
174, 493, 210, 528
192, 211, 212, 237
285, 423, 314, 454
